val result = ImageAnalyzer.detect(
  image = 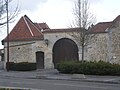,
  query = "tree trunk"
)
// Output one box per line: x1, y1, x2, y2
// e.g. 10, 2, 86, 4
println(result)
81, 45, 84, 62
